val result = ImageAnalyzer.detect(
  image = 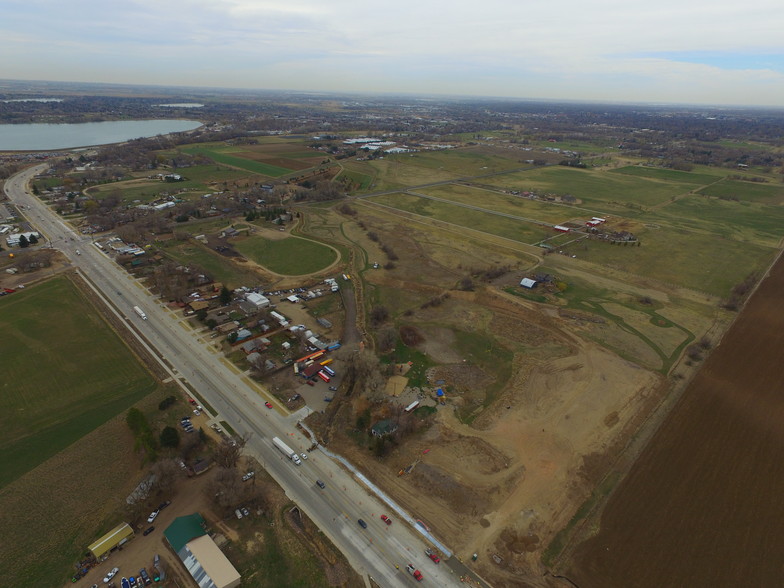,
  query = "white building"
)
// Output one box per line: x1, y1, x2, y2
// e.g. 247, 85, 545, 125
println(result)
245, 292, 270, 308
6, 231, 40, 247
